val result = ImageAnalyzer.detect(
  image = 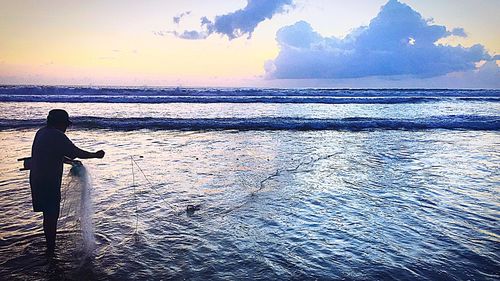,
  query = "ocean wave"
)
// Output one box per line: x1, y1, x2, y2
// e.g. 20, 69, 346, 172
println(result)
0, 95, 498, 104
0, 86, 498, 104
1, 116, 498, 131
